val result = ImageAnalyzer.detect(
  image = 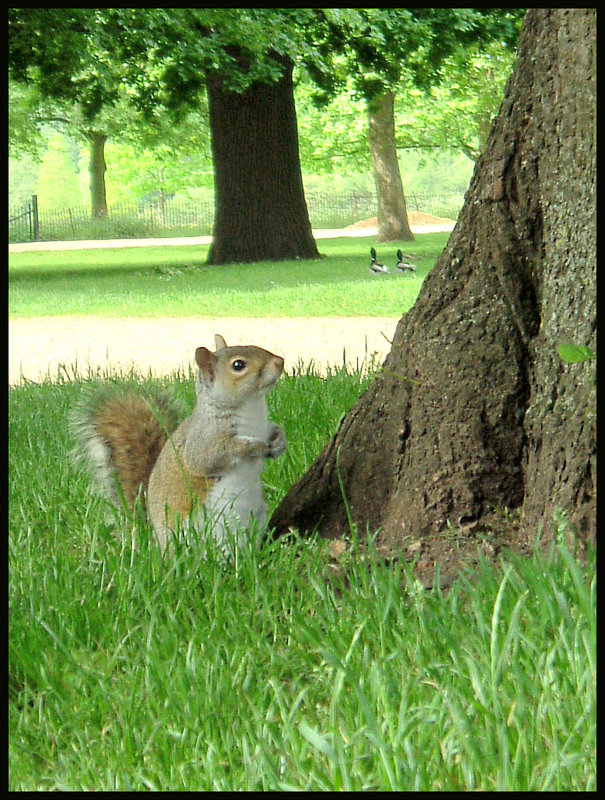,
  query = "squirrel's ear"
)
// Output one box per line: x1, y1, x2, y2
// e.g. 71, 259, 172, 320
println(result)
214, 334, 227, 351
195, 347, 215, 382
